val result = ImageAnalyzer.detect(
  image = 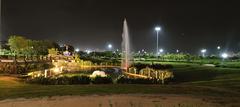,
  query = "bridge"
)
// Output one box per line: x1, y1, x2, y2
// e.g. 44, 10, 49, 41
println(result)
124, 72, 148, 78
